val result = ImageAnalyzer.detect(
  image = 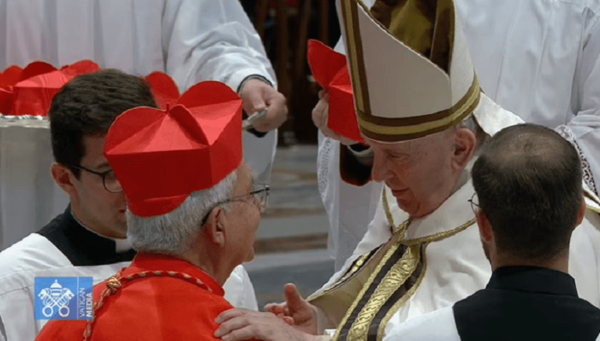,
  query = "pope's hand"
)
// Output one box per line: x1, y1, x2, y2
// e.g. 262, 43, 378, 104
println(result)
312, 90, 358, 146
215, 309, 317, 341
264, 283, 319, 335
240, 79, 288, 132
